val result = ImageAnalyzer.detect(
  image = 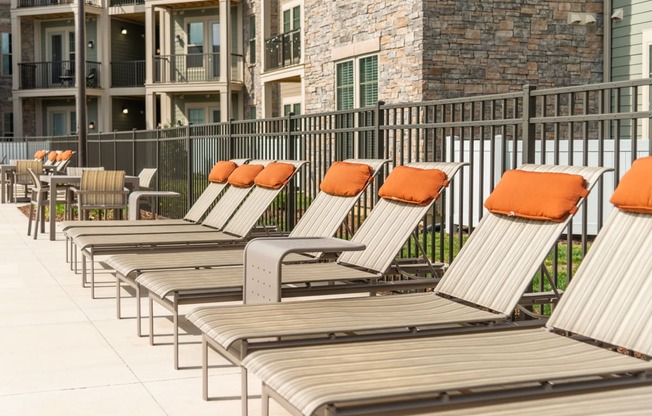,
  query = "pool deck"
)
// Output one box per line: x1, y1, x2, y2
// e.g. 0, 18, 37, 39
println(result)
0, 203, 292, 416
